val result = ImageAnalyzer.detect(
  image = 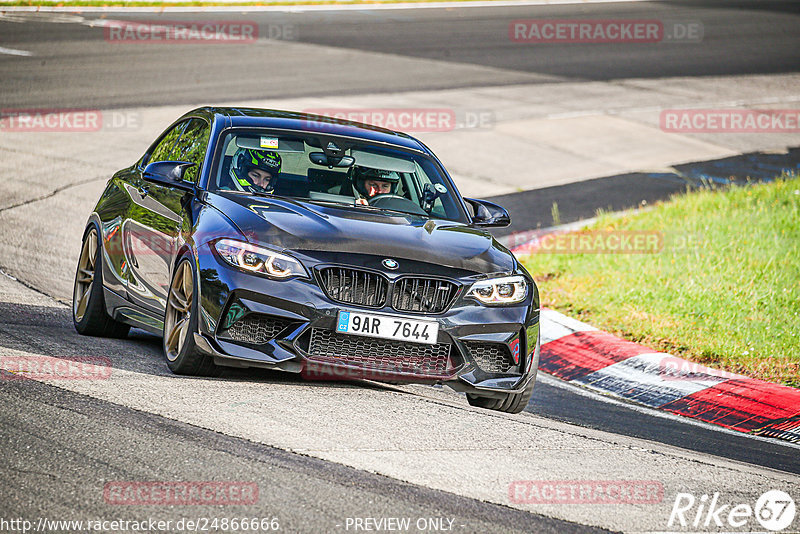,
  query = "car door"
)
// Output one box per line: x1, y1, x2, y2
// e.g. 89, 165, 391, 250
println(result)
124, 118, 211, 318
95, 168, 138, 299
